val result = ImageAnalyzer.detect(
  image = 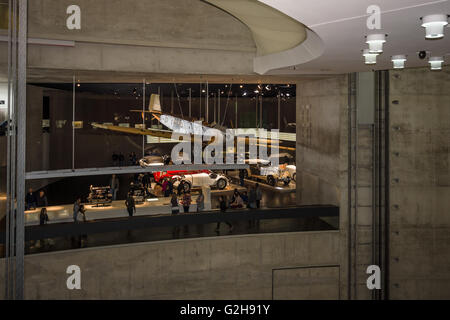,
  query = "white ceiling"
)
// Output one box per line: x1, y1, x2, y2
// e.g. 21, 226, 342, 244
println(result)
258, 0, 450, 74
